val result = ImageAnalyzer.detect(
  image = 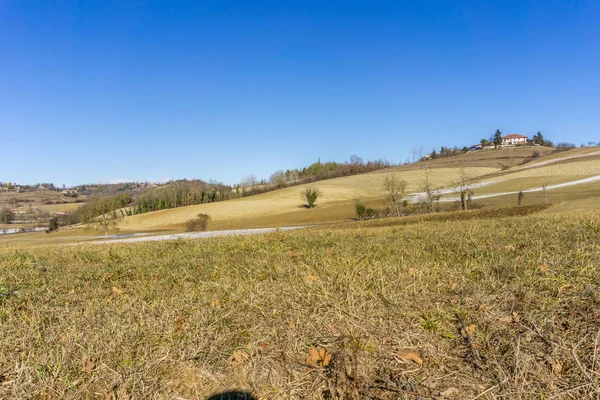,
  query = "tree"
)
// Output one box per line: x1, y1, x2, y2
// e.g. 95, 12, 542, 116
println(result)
452, 168, 475, 211
383, 175, 407, 217
269, 170, 286, 189
303, 187, 321, 208
421, 170, 441, 213
493, 129, 503, 149
86, 195, 123, 238
355, 201, 366, 220
186, 213, 211, 232
480, 138, 489, 146
0, 208, 14, 224
47, 216, 59, 233
241, 174, 257, 196
533, 131, 545, 145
